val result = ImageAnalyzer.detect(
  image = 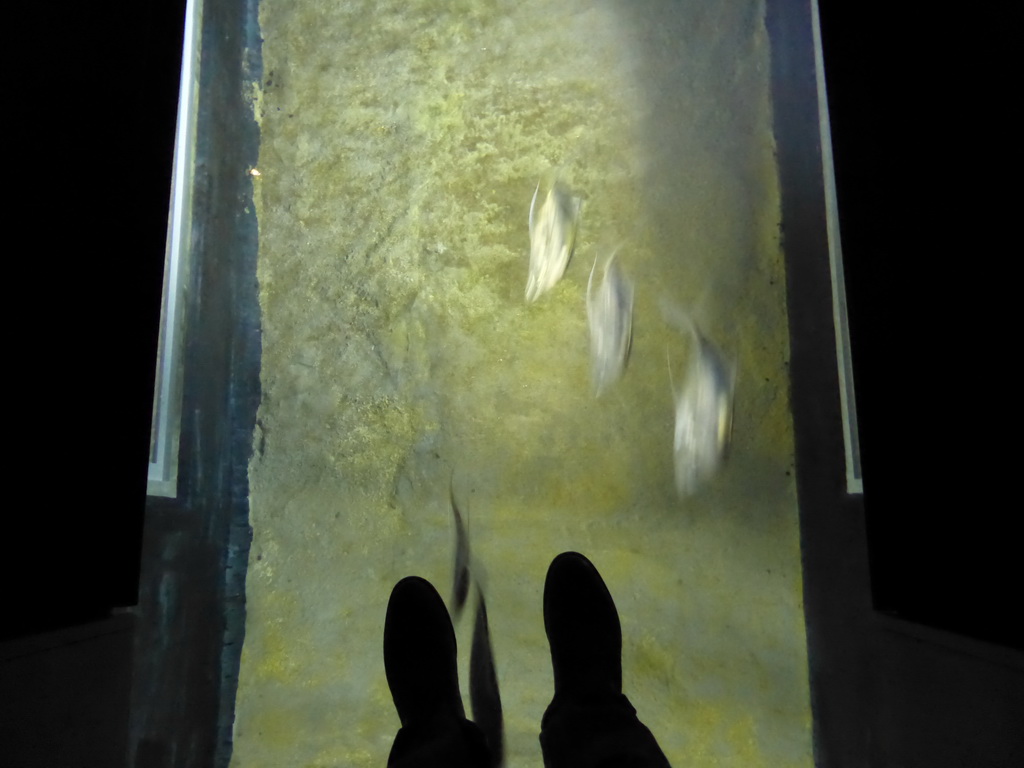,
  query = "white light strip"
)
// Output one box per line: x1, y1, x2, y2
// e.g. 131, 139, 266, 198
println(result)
148, 0, 204, 497
811, 0, 863, 495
